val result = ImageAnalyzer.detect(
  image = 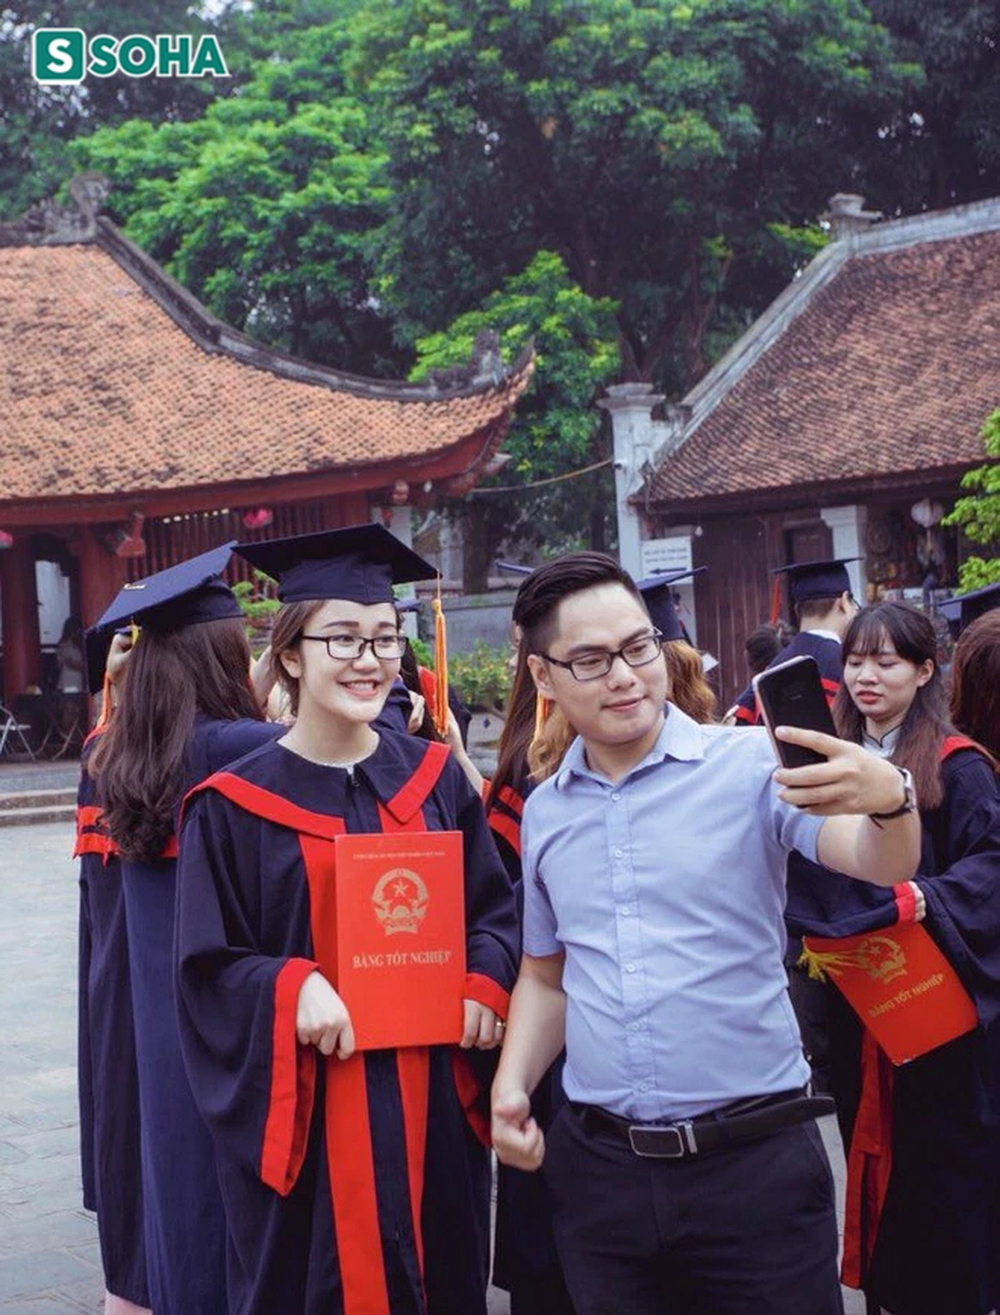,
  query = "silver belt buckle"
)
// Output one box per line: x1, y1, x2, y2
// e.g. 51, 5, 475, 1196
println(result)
627, 1119, 698, 1158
